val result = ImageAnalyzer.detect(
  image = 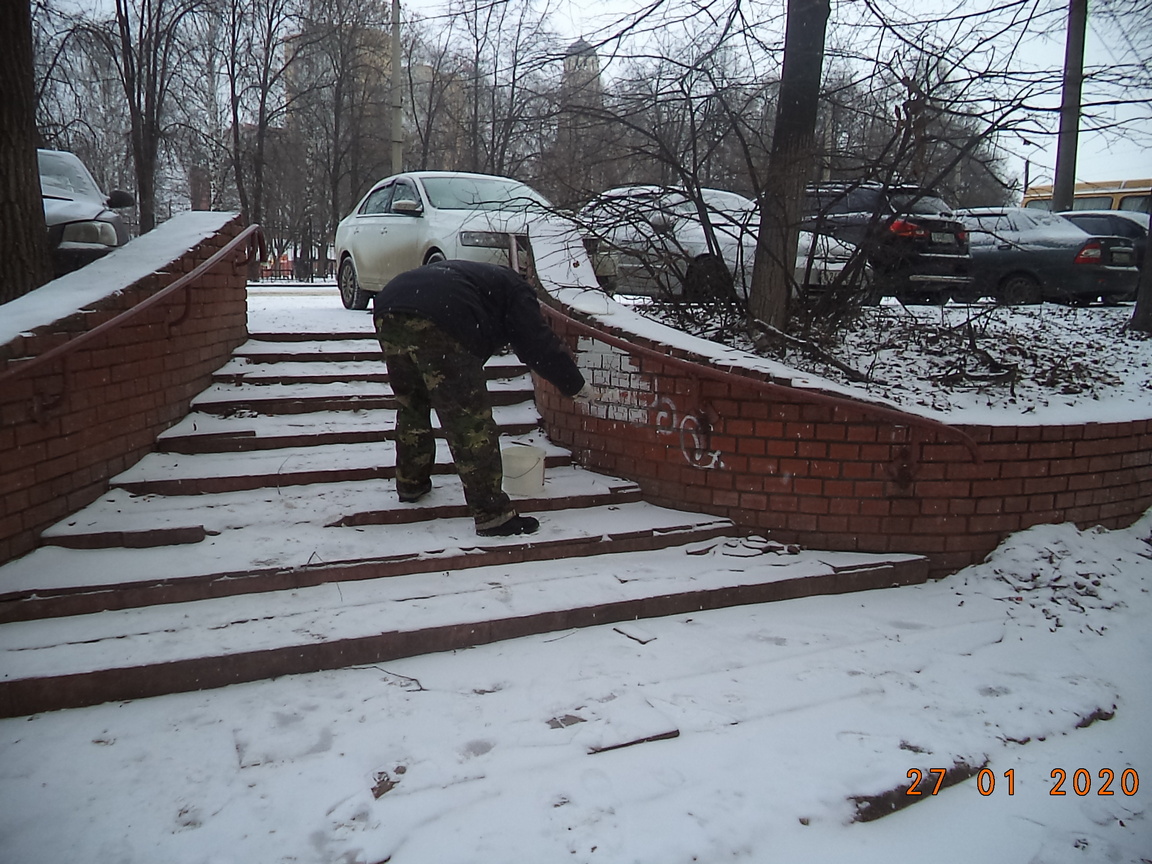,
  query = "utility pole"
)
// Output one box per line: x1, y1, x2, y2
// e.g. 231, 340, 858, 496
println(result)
1052, 0, 1087, 212
391, 0, 403, 174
